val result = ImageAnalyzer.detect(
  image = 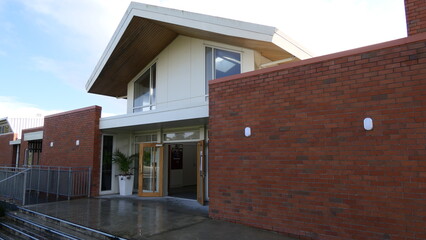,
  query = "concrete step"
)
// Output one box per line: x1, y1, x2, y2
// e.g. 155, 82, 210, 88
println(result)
0, 219, 53, 240
2, 207, 126, 240
0, 224, 27, 240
